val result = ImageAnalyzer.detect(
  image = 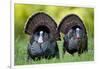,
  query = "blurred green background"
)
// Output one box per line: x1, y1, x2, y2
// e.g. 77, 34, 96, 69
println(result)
14, 4, 94, 65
